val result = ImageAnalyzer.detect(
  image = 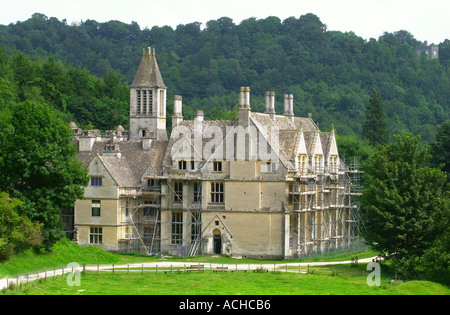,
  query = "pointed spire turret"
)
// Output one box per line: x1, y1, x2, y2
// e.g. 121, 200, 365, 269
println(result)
129, 46, 168, 141
130, 47, 166, 89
